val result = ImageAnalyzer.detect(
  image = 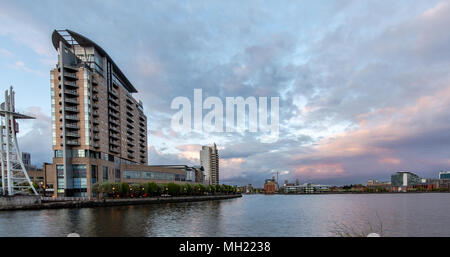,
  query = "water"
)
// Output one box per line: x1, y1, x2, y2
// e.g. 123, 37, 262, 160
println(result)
1, 193, 450, 237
